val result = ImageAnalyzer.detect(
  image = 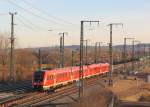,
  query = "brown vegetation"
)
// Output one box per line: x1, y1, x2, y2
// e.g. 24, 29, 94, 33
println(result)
0, 33, 10, 81
71, 87, 112, 107
0, 31, 148, 82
